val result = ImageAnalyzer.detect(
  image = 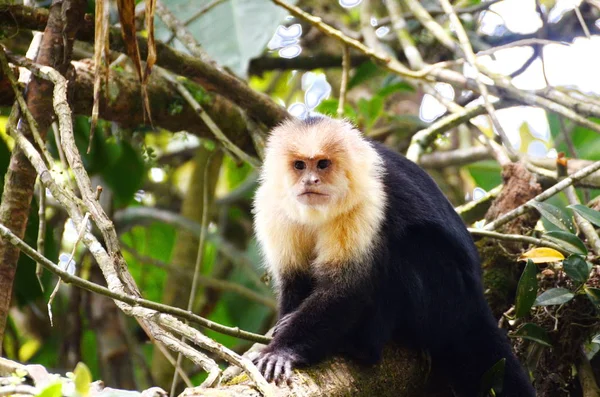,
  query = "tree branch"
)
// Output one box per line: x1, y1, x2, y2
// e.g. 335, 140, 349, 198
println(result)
483, 160, 600, 231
